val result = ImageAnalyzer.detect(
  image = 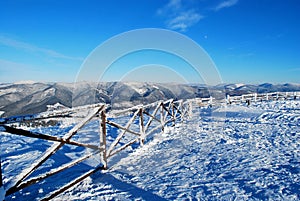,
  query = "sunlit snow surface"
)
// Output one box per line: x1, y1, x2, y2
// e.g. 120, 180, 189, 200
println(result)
1, 100, 300, 200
